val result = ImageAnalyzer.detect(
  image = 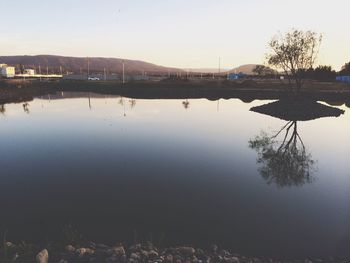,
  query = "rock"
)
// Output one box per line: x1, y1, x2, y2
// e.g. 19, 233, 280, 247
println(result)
177, 247, 195, 257
212, 255, 223, 262
89, 242, 97, 249
219, 249, 231, 257
130, 252, 140, 260
145, 241, 155, 251
112, 245, 126, 256
210, 244, 218, 253
148, 250, 159, 259
165, 254, 174, 263
65, 245, 76, 253
36, 249, 49, 263
86, 248, 95, 256
76, 247, 95, 257
5, 241, 15, 248
129, 244, 142, 253
76, 248, 86, 257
